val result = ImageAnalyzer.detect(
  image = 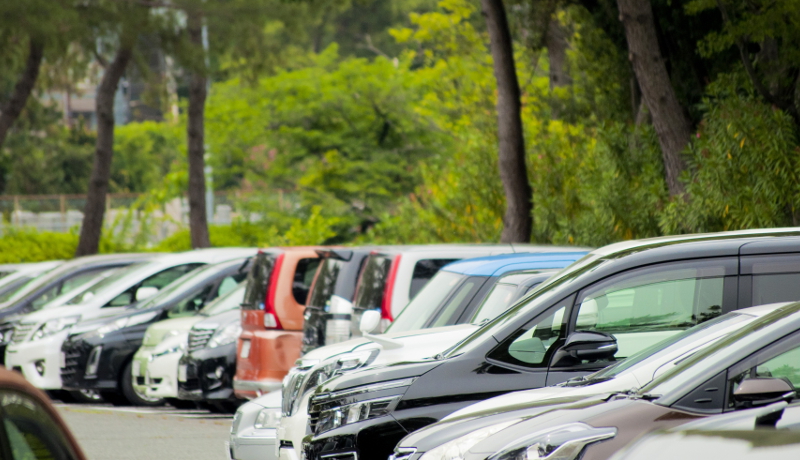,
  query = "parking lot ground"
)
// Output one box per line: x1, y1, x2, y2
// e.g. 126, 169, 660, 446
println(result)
55, 403, 233, 460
